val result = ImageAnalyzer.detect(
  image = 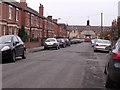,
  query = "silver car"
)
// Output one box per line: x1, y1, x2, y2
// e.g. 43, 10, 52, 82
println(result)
93, 39, 111, 52
91, 39, 97, 47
